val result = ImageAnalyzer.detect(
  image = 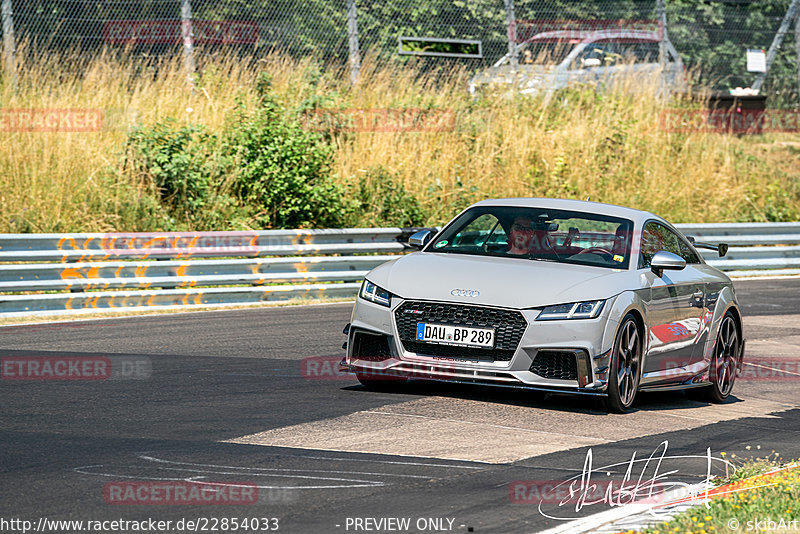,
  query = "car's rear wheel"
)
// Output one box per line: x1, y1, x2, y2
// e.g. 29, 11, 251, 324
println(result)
605, 314, 642, 413
700, 311, 739, 403
356, 371, 407, 391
